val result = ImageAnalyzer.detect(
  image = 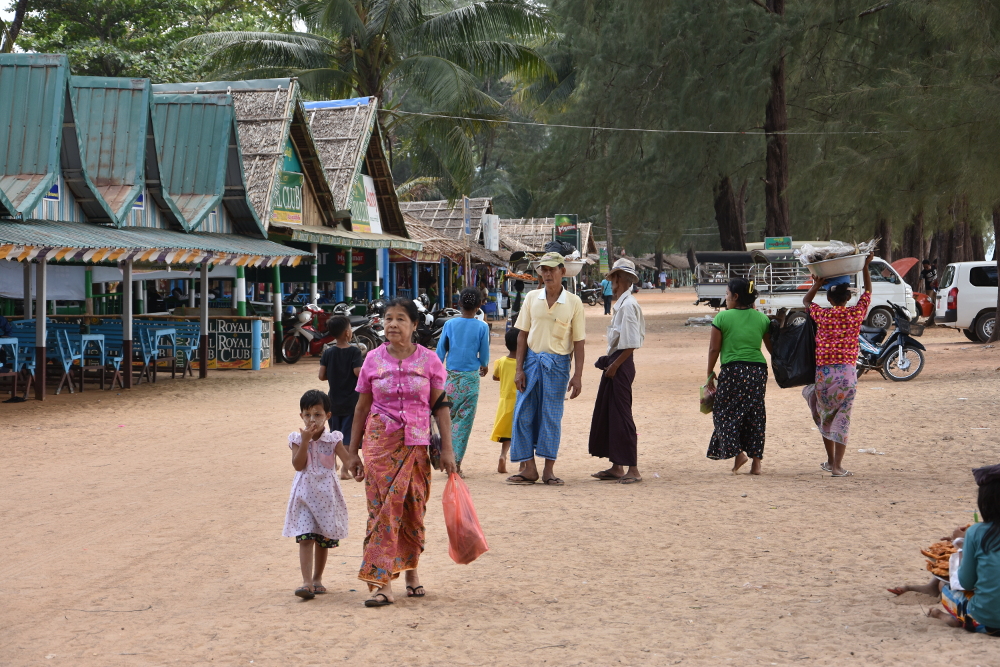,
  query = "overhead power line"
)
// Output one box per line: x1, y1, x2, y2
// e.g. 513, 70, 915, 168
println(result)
387, 109, 906, 136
